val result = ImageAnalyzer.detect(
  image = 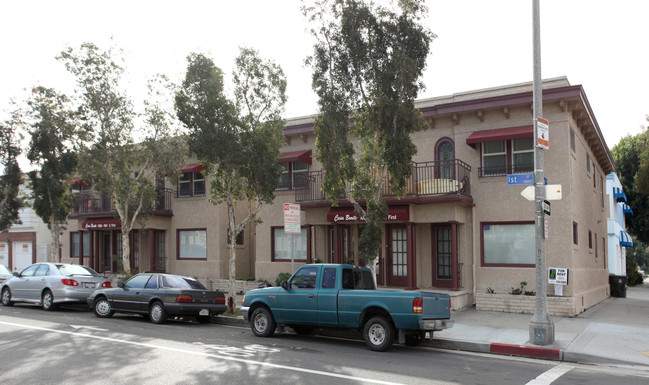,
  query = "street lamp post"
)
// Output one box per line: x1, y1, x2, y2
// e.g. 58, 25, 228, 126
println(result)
529, 0, 555, 346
